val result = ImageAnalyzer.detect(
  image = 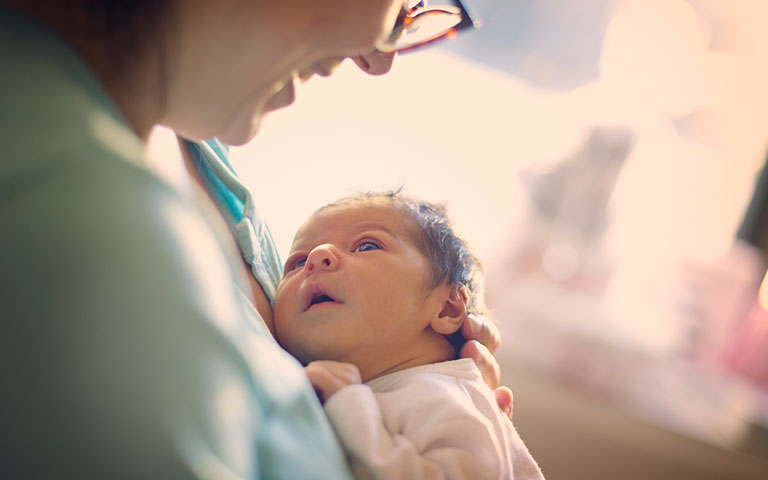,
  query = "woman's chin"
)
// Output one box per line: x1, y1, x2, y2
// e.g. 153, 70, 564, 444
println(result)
217, 113, 265, 146
218, 81, 296, 145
